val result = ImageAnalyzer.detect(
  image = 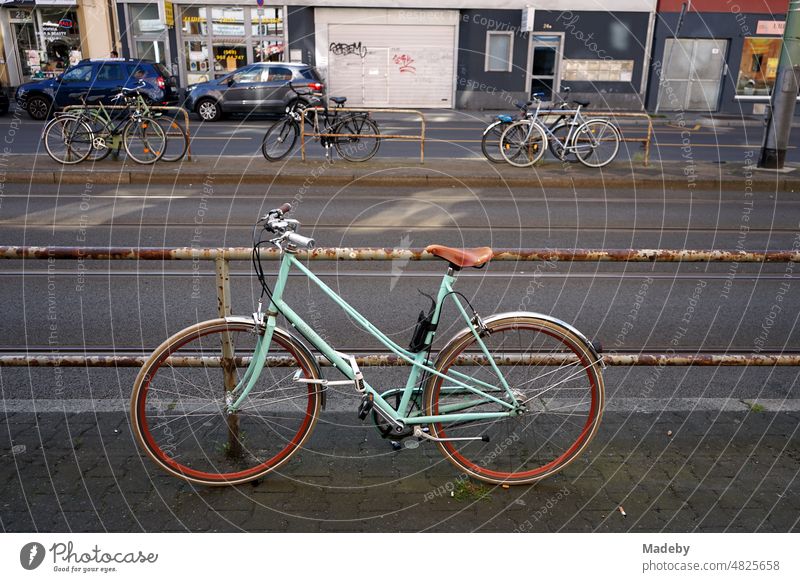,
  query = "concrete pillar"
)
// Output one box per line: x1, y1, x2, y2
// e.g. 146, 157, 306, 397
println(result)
77, 0, 113, 59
